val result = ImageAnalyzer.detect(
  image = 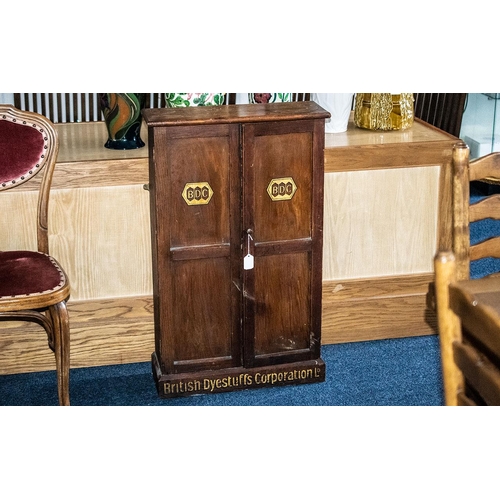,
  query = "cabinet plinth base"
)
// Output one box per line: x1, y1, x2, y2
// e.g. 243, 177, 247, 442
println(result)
152, 352, 326, 399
